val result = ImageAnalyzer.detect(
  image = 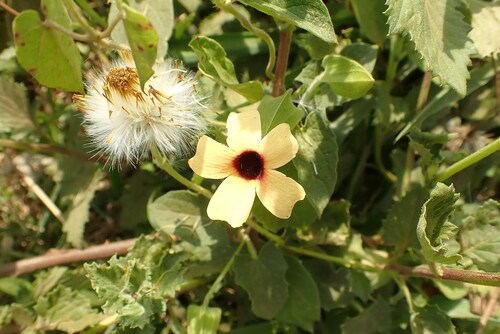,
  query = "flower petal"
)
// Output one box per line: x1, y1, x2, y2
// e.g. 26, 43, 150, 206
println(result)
207, 176, 256, 228
256, 169, 305, 219
226, 109, 262, 152
259, 123, 299, 169
188, 136, 235, 179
